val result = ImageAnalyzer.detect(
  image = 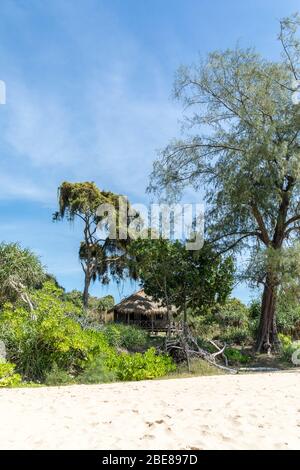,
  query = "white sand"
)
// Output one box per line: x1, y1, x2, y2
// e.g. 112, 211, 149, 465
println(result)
0, 372, 299, 450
